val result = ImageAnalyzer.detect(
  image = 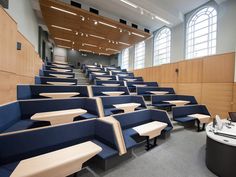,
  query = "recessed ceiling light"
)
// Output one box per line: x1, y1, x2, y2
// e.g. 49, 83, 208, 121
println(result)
94, 21, 98, 25
54, 37, 71, 42
89, 34, 105, 40
120, 0, 138, 8
75, 32, 79, 35
72, 48, 74, 51
51, 25, 72, 31
128, 31, 131, 35
81, 33, 84, 36
155, 16, 170, 25
58, 45, 71, 49
120, 29, 123, 33
98, 21, 117, 29
72, 42, 75, 45
132, 32, 145, 38
119, 42, 130, 46
50, 6, 77, 16
152, 16, 154, 20
83, 43, 97, 47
